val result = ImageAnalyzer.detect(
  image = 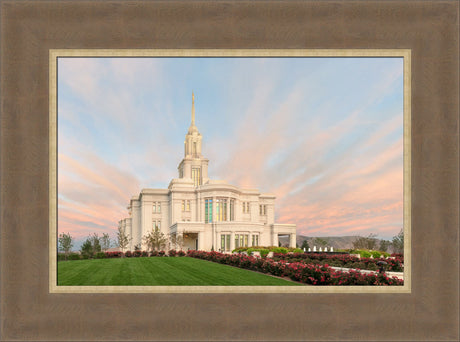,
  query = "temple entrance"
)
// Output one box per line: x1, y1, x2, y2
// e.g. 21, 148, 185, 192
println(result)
277, 234, 293, 247
183, 232, 199, 250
